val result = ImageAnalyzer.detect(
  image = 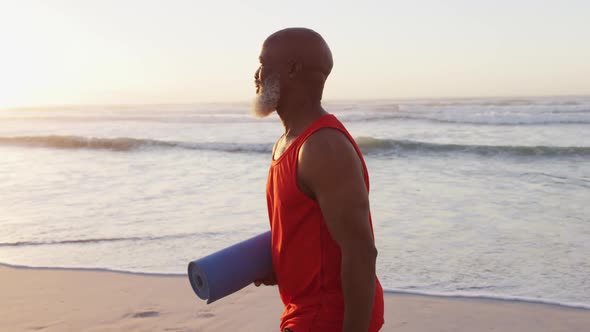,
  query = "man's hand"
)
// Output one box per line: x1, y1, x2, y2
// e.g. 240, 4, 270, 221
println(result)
254, 271, 277, 287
